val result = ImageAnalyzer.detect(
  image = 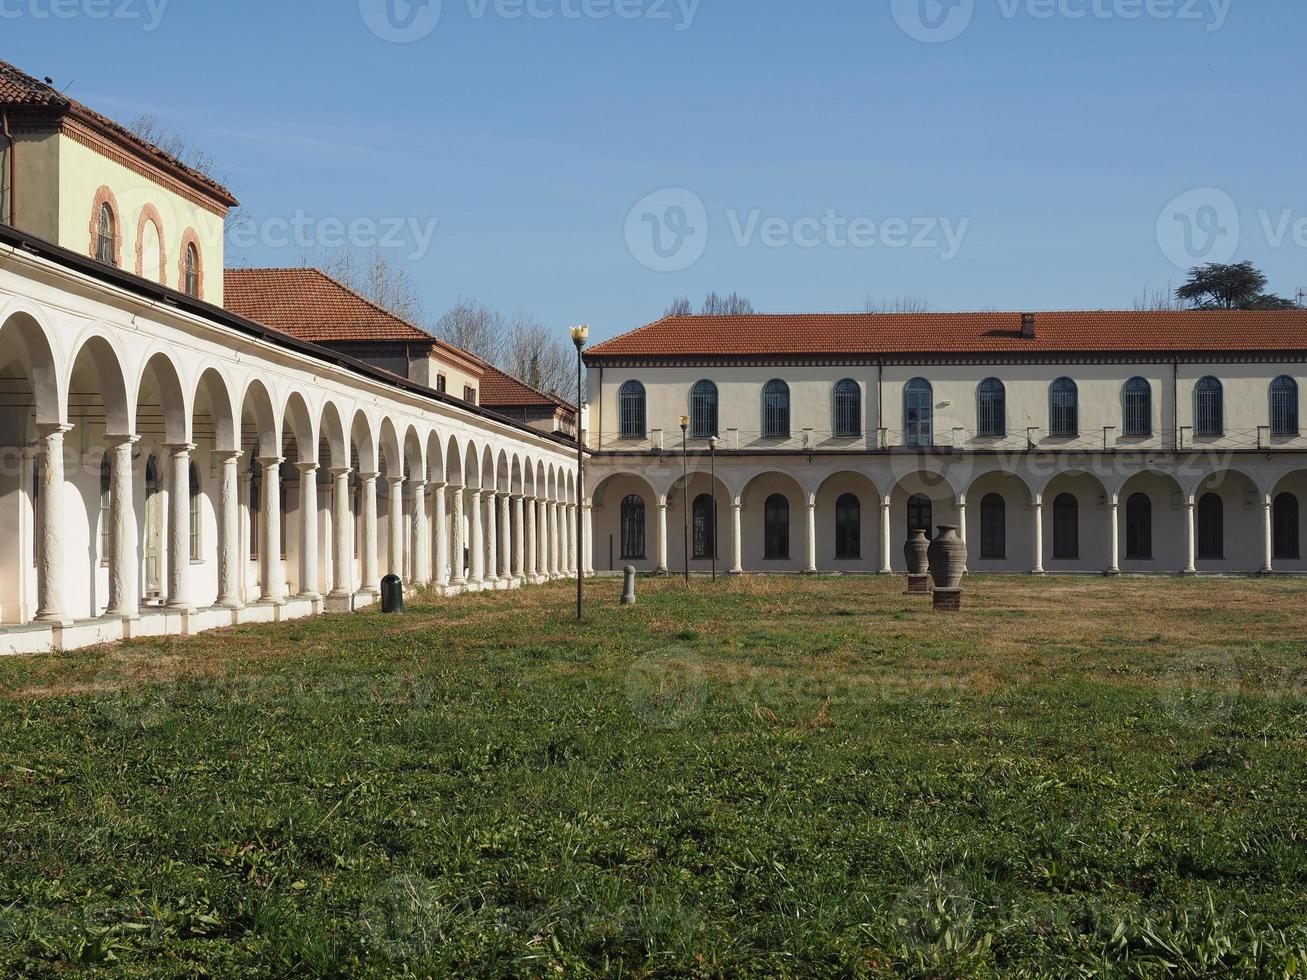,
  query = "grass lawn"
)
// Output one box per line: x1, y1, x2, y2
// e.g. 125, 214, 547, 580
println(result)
2, 575, 1307, 977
